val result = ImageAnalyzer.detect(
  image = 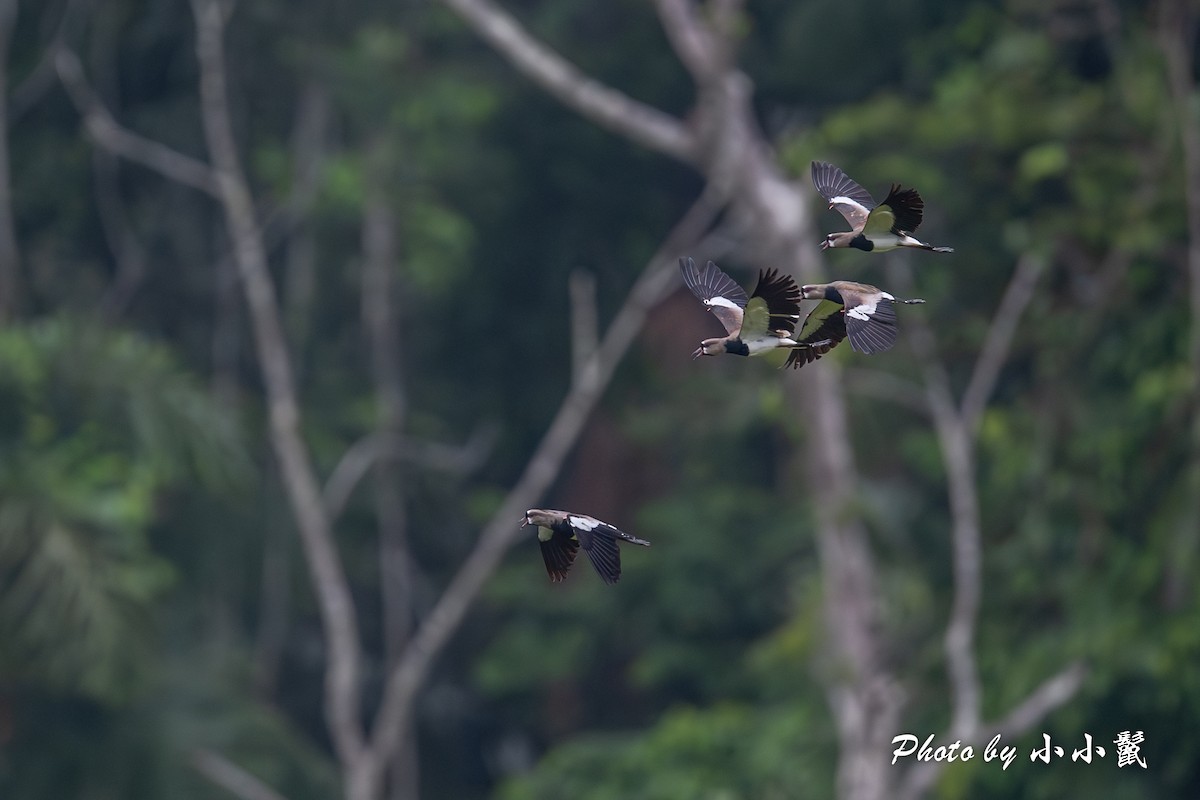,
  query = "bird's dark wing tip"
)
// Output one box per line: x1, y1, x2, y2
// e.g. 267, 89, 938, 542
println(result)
539, 533, 579, 583
846, 302, 899, 355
